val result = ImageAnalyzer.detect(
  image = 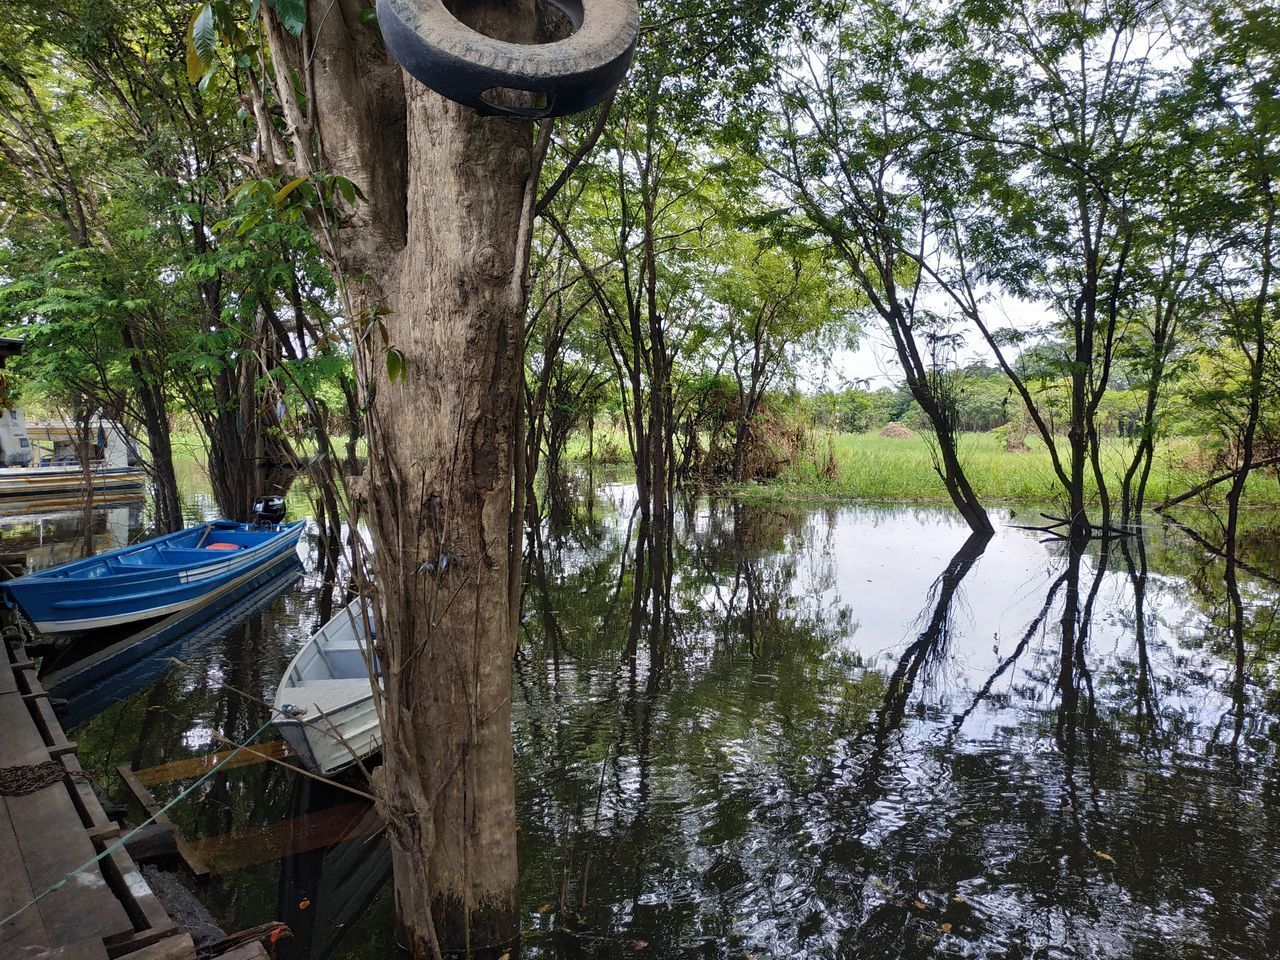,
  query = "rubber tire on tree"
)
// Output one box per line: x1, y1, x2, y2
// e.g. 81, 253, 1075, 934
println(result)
376, 0, 639, 118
